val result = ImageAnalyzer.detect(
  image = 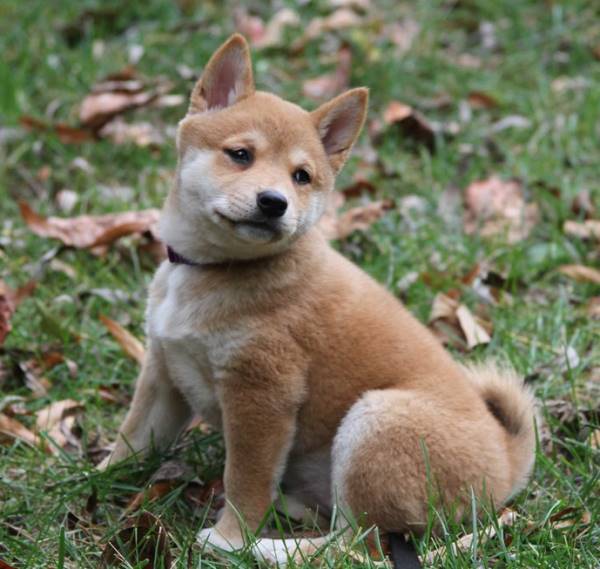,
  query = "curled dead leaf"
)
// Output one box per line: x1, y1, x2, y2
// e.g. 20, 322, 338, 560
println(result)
381, 101, 436, 151
321, 199, 394, 240
0, 279, 36, 346
463, 177, 539, 243
35, 399, 83, 452
0, 413, 43, 449
558, 265, 600, 285
293, 8, 363, 51
428, 293, 492, 351
20, 116, 93, 144
563, 219, 600, 241
19, 202, 160, 250
100, 315, 145, 364
100, 512, 172, 568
